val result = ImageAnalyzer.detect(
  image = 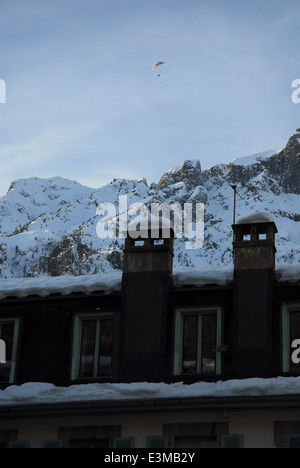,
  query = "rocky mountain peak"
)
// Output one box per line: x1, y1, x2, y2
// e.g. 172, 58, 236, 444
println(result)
158, 159, 202, 190
266, 134, 300, 195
